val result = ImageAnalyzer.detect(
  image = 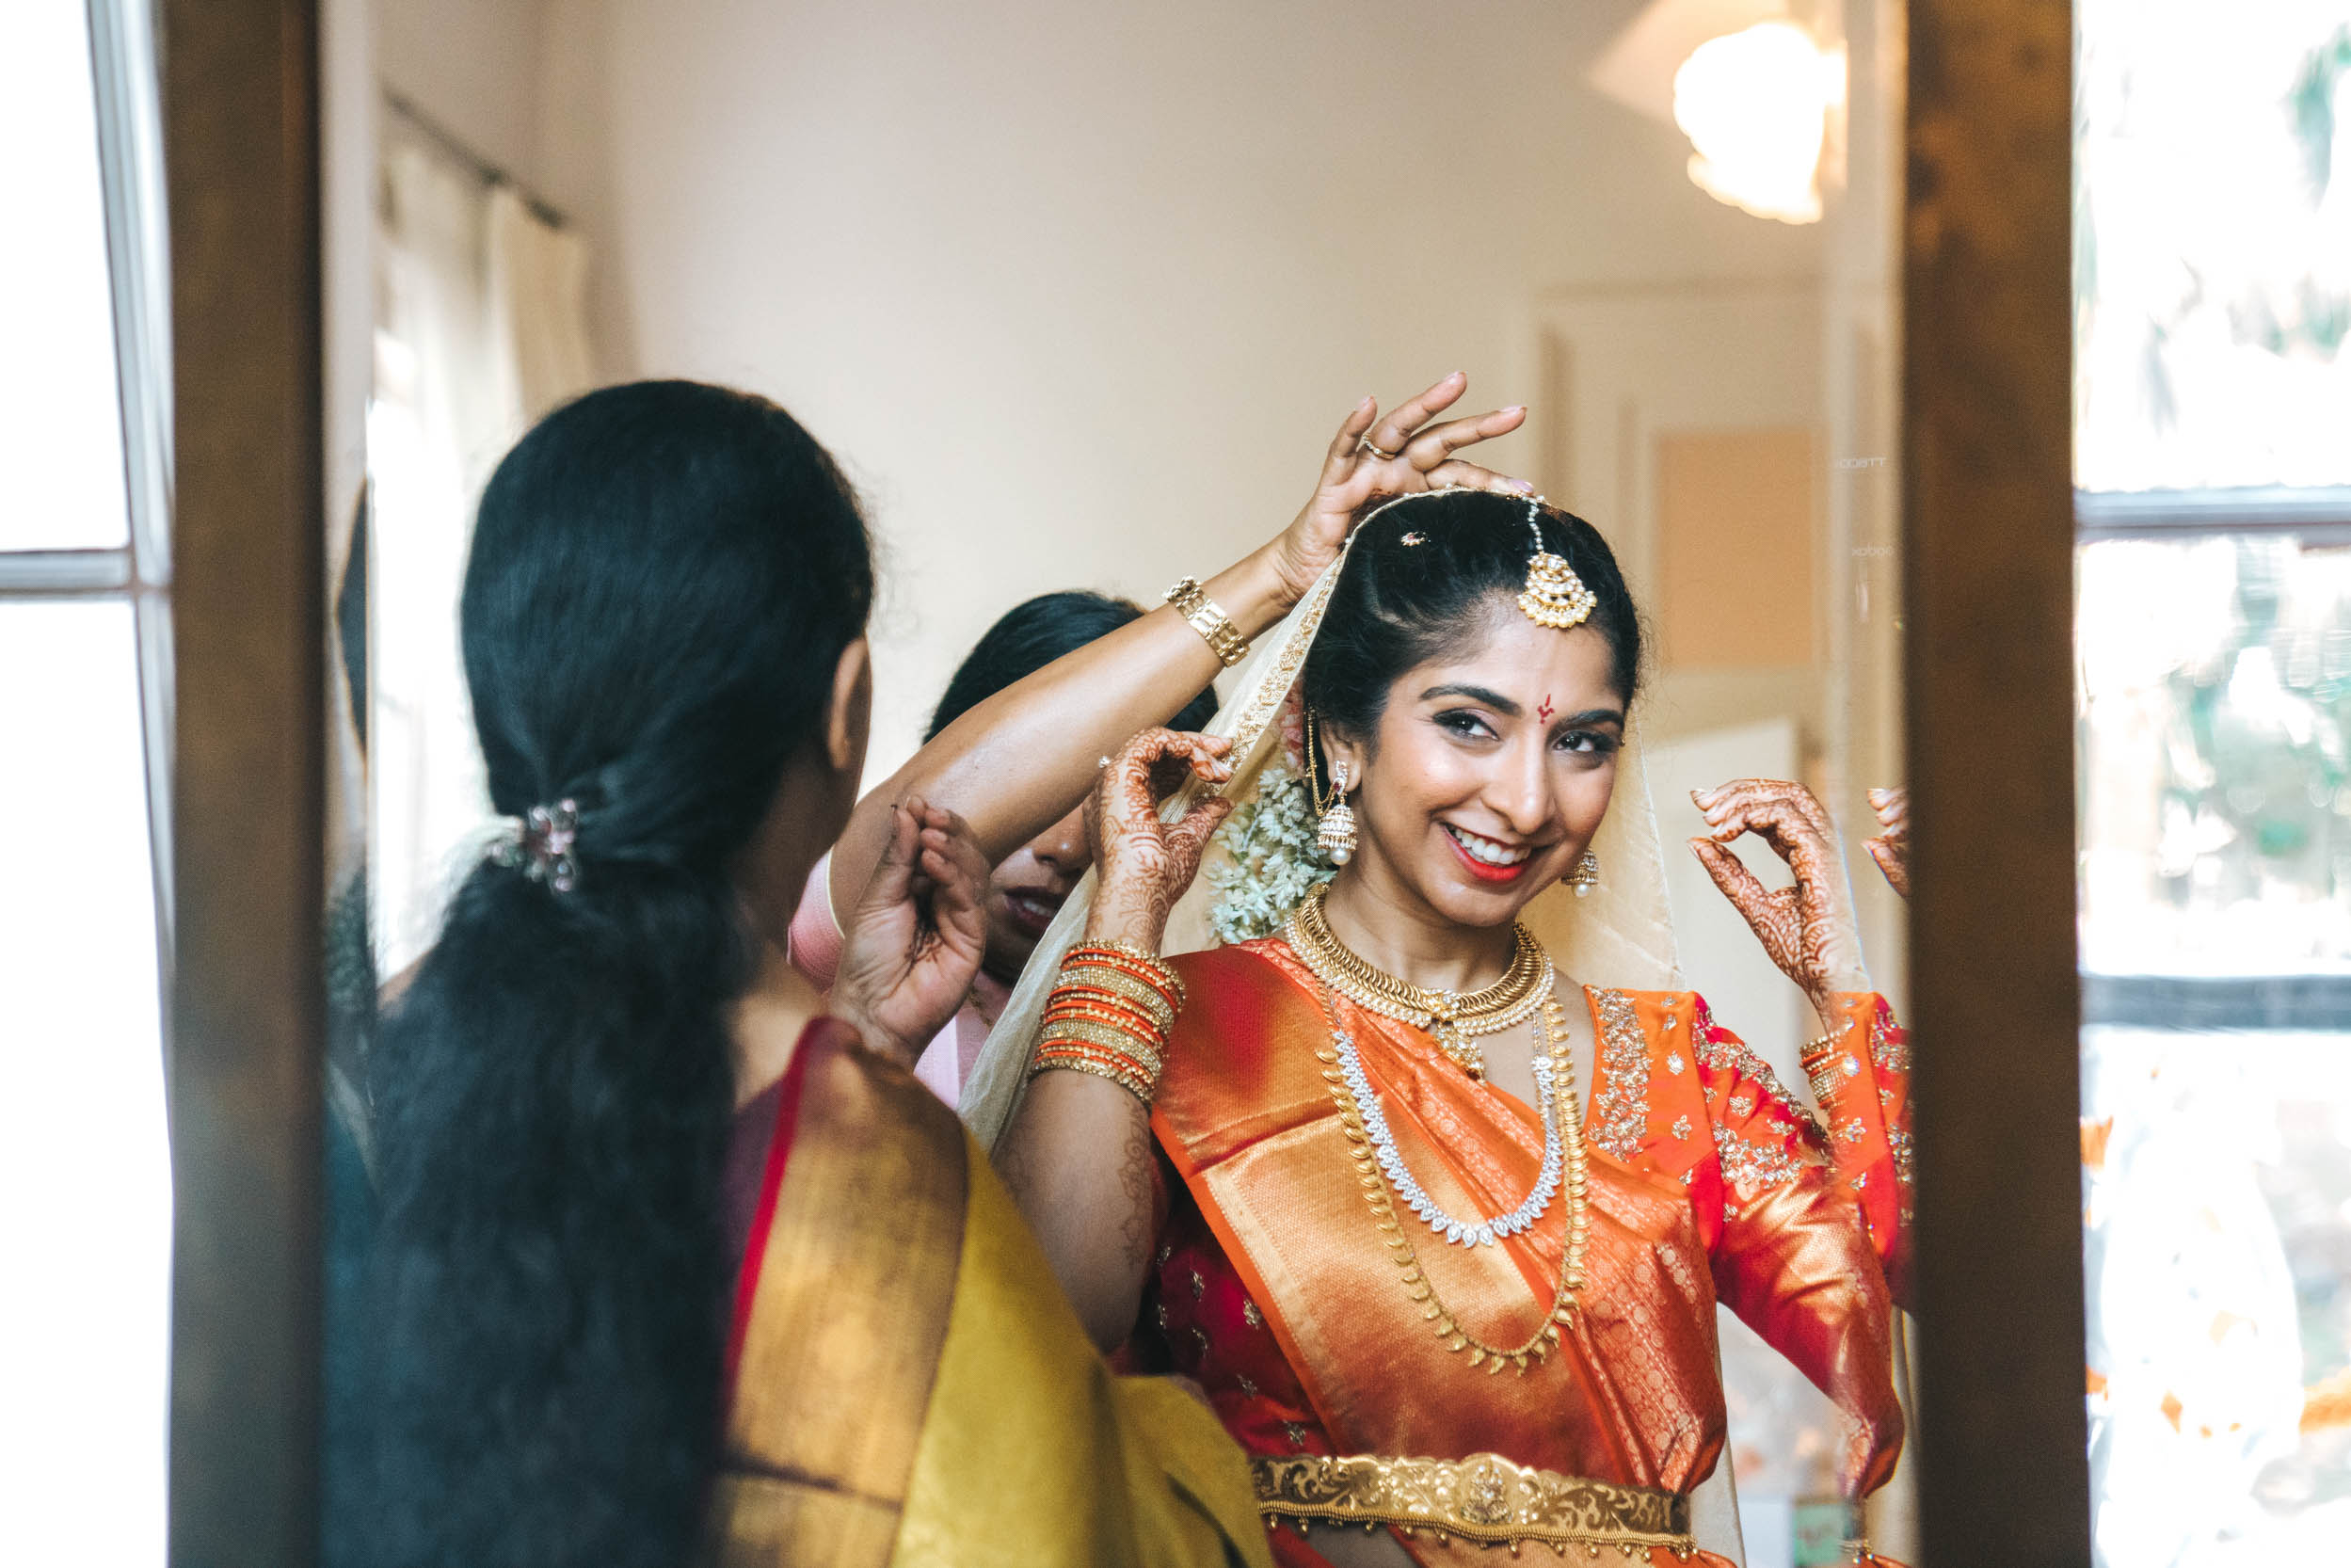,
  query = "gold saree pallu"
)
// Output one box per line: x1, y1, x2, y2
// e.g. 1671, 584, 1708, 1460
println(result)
1252, 1453, 1695, 1559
